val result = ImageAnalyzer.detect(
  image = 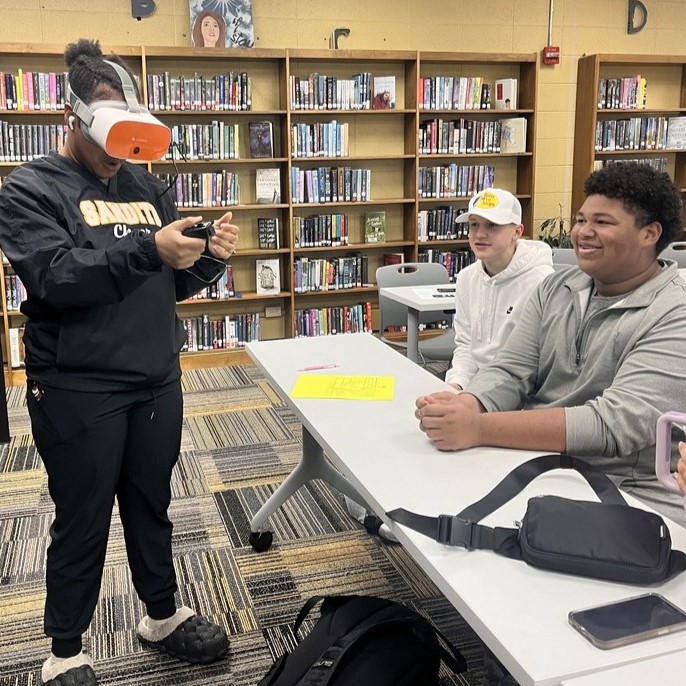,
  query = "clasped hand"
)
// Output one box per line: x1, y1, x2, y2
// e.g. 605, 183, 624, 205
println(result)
155, 211, 239, 270
415, 391, 483, 451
